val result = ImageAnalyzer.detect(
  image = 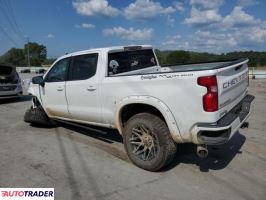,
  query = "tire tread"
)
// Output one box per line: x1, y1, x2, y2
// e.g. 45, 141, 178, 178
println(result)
24, 107, 56, 127
124, 113, 177, 171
